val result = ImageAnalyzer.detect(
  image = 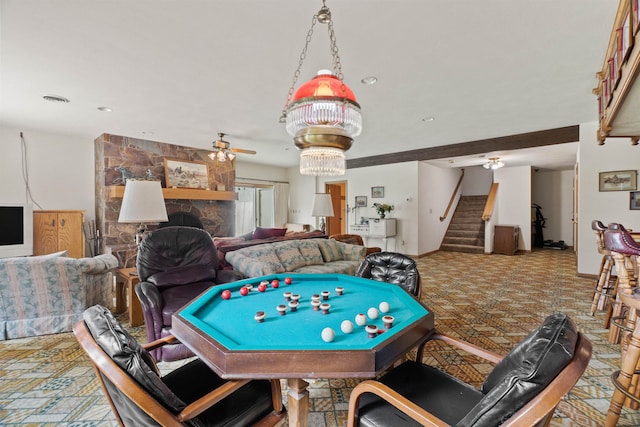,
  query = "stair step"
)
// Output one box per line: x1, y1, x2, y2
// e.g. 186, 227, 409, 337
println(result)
447, 229, 485, 238
443, 236, 485, 246
440, 243, 485, 254
448, 223, 484, 231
